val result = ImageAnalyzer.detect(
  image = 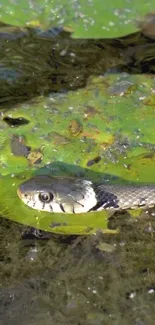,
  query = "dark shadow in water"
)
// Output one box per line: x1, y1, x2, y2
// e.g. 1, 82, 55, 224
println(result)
0, 22, 155, 108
